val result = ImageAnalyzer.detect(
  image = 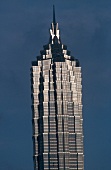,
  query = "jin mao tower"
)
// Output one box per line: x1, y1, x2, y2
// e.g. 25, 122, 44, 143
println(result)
31, 6, 84, 170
